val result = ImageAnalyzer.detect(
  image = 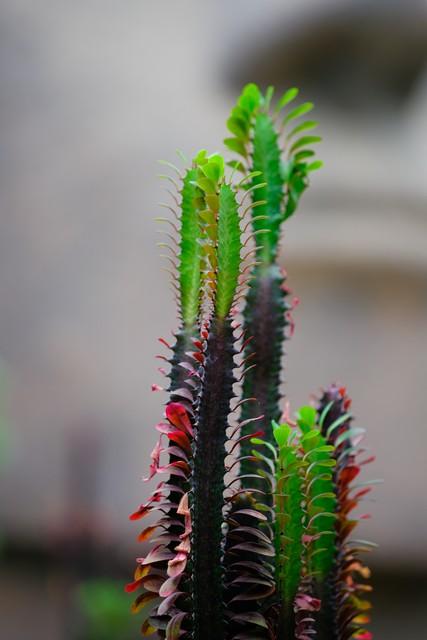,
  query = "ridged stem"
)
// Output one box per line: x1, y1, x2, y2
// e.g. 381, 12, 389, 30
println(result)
168, 328, 196, 393
317, 386, 352, 640
240, 264, 288, 480
191, 317, 236, 640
